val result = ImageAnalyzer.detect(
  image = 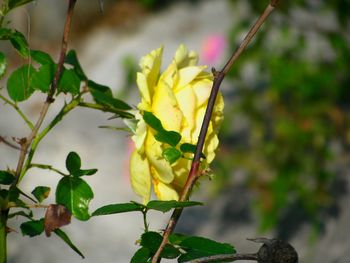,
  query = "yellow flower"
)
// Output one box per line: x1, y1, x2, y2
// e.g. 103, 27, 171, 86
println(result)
130, 45, 224, 203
